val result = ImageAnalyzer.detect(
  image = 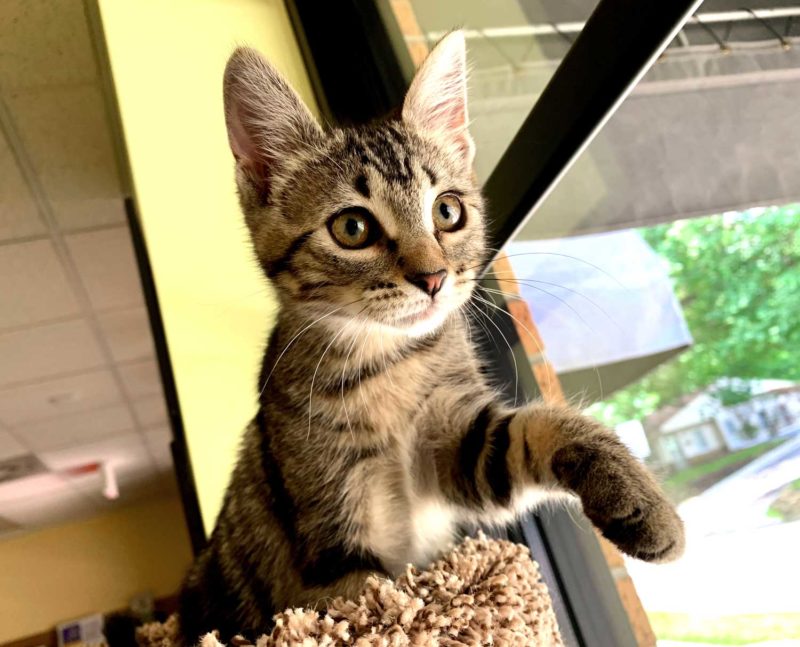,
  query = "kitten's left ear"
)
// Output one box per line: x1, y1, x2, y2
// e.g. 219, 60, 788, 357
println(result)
223, 47, 322, 201
402, 31, 474, 167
